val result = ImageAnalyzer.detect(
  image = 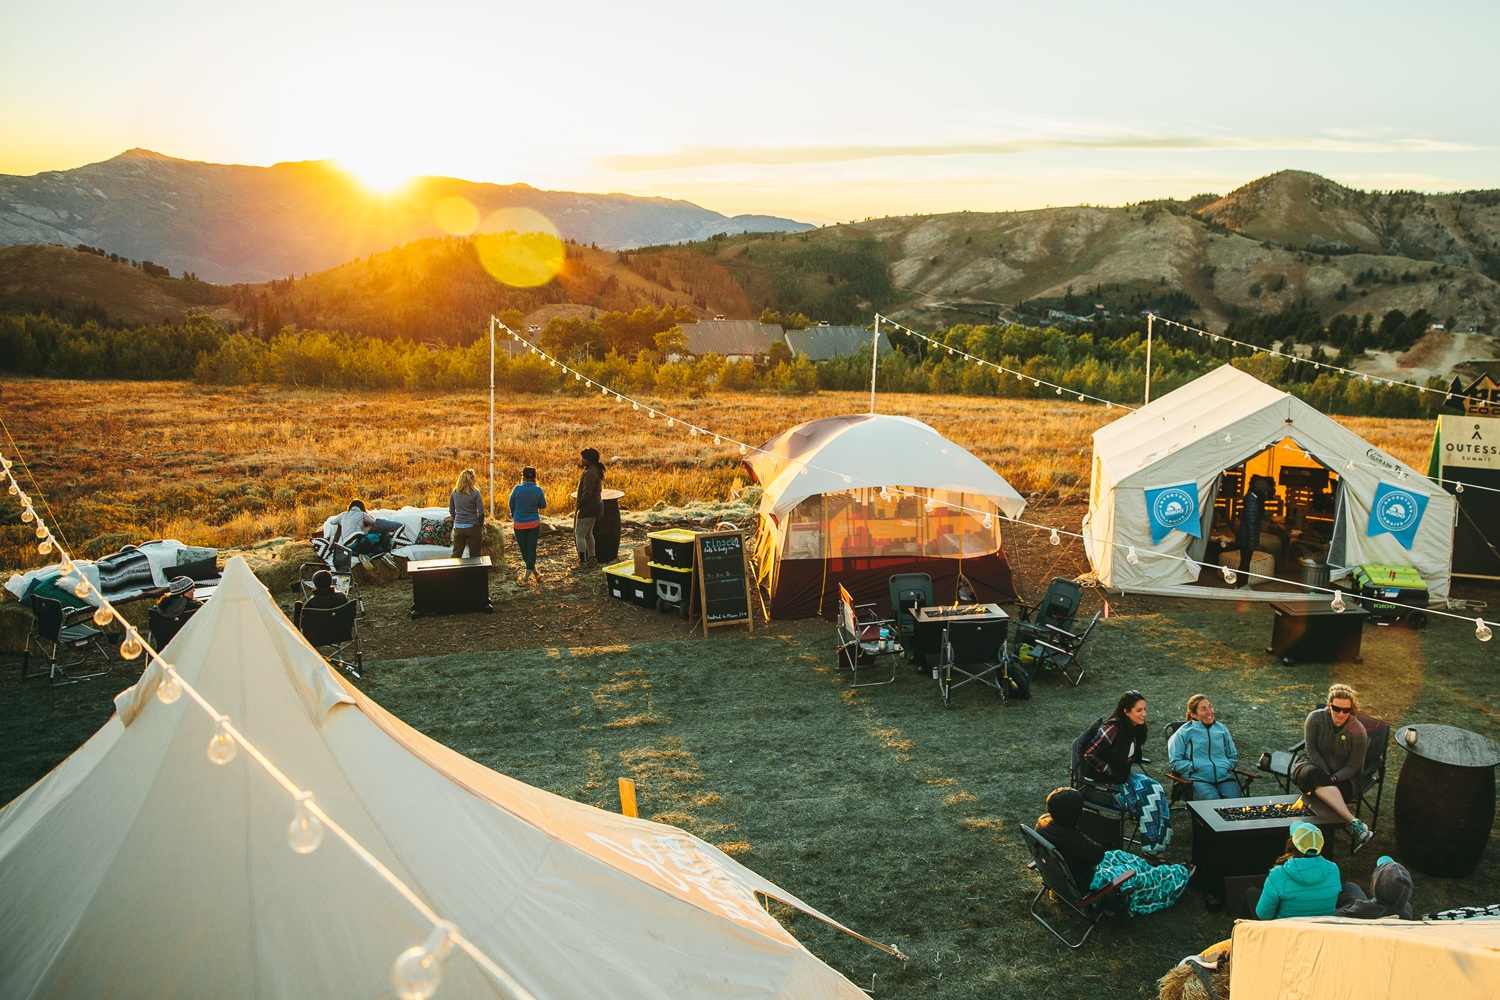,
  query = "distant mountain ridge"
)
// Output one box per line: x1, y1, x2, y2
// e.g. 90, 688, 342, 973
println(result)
0, 149, 813, 283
